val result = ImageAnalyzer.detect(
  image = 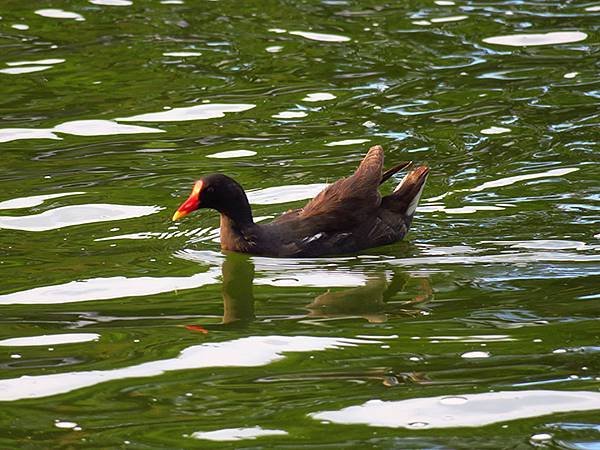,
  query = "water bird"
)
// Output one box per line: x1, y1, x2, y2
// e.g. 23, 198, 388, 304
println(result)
172, 145, 429, 257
